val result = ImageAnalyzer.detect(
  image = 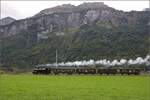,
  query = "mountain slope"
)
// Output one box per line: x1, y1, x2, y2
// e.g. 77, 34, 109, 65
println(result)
0, 17, 15, 26
0, 2, 149, 69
